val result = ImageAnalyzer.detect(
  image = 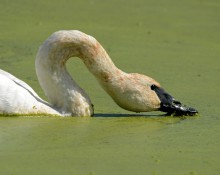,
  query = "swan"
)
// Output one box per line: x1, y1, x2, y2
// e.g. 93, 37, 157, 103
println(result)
0, 30, 198, 117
